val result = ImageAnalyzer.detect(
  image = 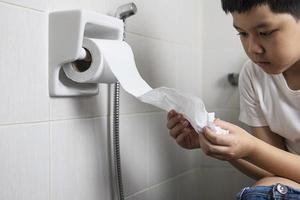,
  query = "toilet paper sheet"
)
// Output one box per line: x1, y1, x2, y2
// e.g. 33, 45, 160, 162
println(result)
64, 38, 228, 134
139, 87, 208, 133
